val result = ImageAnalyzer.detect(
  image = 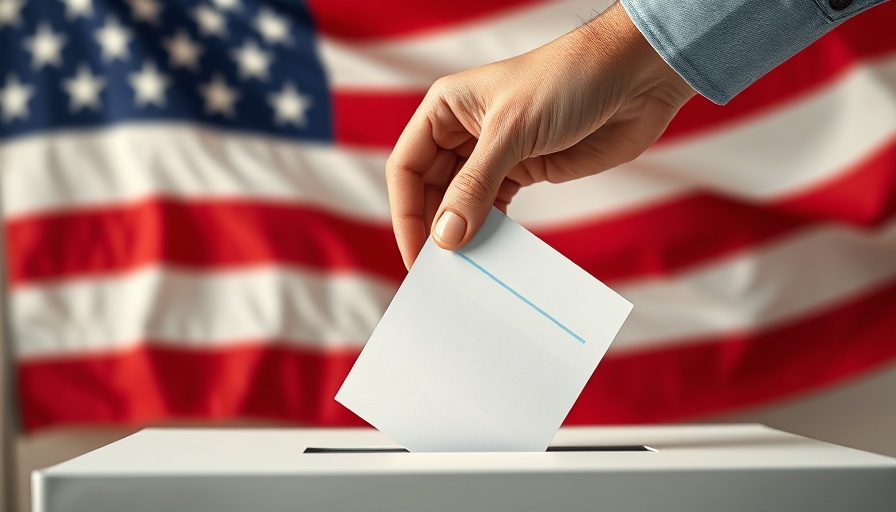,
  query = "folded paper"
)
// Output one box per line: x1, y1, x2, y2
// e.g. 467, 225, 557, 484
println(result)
337, 208, 633, 452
